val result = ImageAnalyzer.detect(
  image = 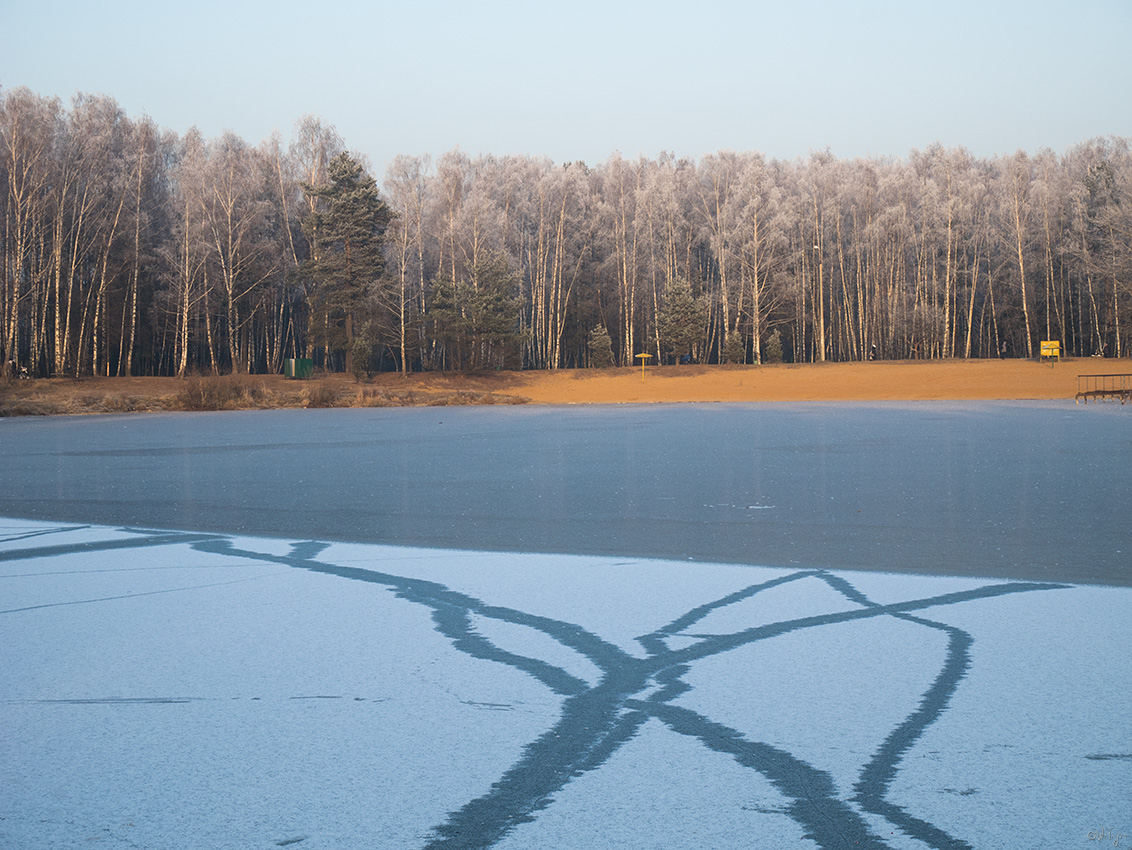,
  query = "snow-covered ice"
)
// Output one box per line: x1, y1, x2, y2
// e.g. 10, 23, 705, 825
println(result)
2, 517, 1129, 850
